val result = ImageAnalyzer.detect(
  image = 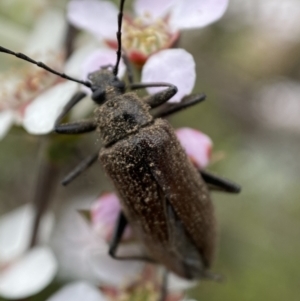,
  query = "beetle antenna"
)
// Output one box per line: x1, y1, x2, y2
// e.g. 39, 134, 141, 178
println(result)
113, 0, 125, 77
0, 45, 91, 88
